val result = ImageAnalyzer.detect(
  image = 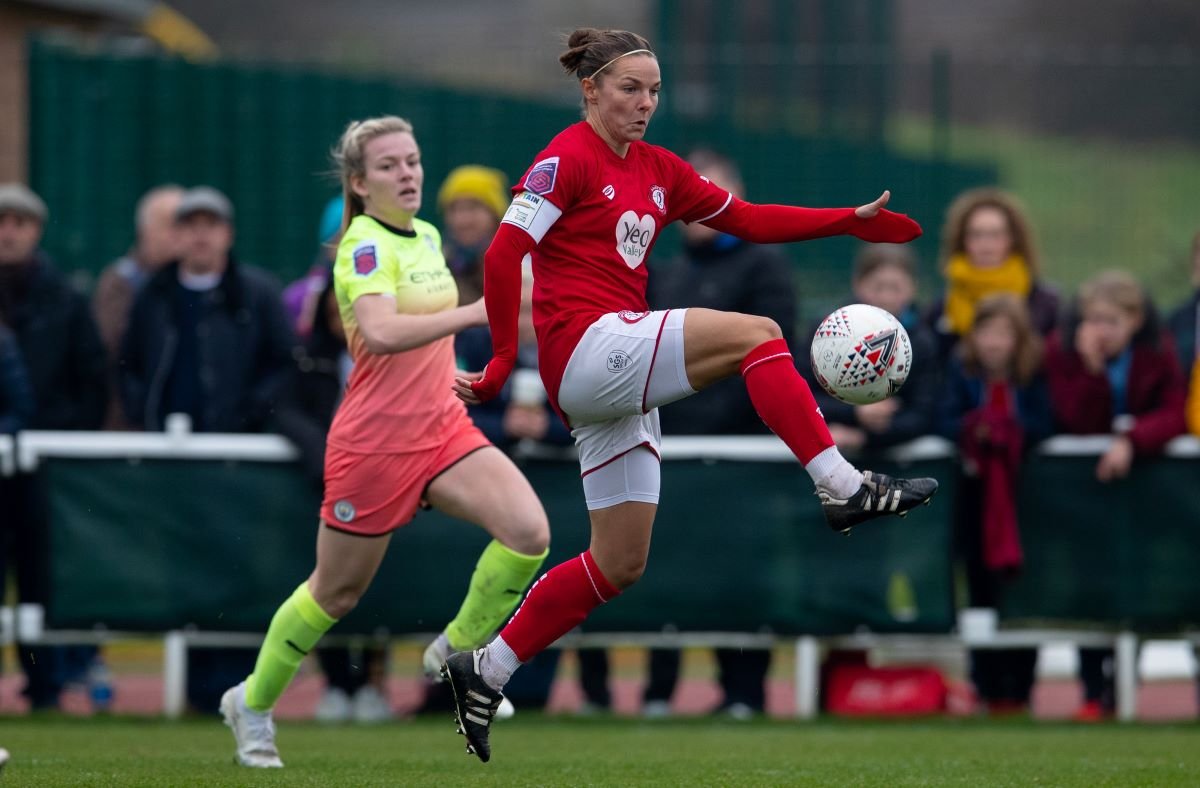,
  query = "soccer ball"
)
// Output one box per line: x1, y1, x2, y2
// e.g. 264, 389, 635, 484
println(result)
810, 303, 912, 405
